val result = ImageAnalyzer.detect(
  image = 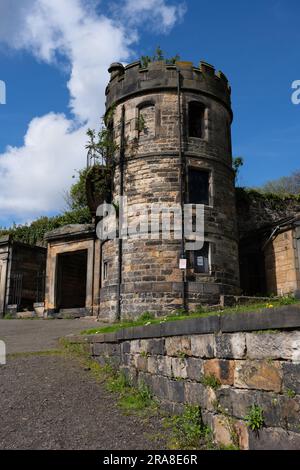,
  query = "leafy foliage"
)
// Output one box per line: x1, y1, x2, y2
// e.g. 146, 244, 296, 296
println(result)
232, 156, 244, 184
165, 405, 213, 450
140, 46, 180, 68
236, 186, 300, 205
66, 167, 90, 210
0, 207, 92, 246
258, 170, 300, 196
201, 374, 221, 390
244, 405, 264, 431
